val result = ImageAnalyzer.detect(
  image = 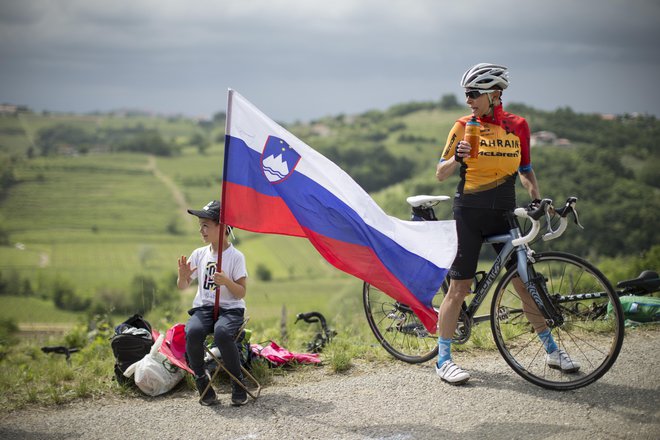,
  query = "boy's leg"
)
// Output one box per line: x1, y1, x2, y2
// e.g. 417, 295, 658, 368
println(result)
185, 309, 214, 377
213, 308, 244, 378
214, 308, 247, 405
185, 308, 218, 405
